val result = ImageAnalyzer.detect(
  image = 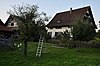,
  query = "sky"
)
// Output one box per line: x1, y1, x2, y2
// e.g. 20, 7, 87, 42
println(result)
0, 0, 100, 28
